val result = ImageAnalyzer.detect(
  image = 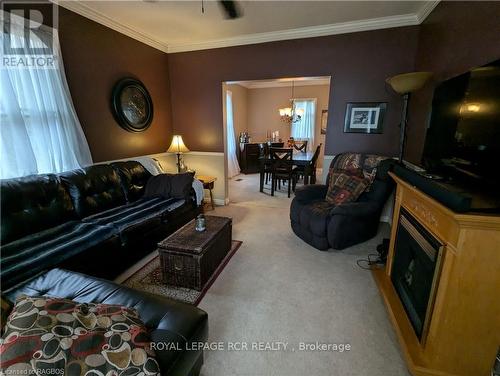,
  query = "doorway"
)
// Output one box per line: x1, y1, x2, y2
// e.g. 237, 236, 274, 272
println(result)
222, 76, 331, 204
